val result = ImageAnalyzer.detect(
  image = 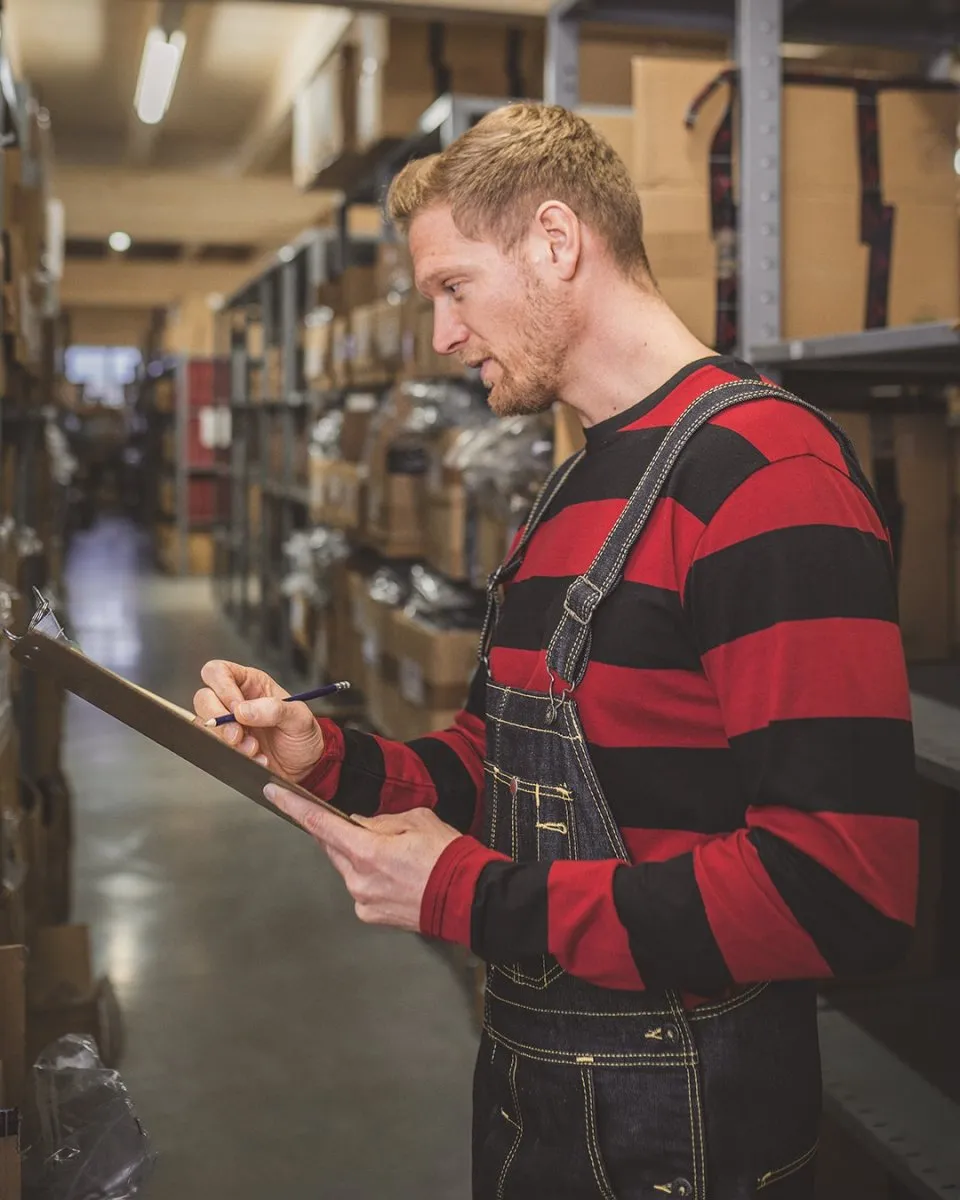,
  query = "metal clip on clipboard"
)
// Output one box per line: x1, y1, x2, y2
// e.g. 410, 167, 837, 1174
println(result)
6, 591, 356, 829
1, 587, 76, 648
